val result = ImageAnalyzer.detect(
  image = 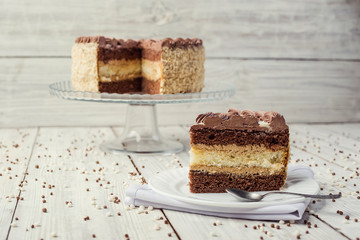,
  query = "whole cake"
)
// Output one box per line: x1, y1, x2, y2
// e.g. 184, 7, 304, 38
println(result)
71, 36, 205, 95
189, 109, 290, 193
72, 36, 142, 93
